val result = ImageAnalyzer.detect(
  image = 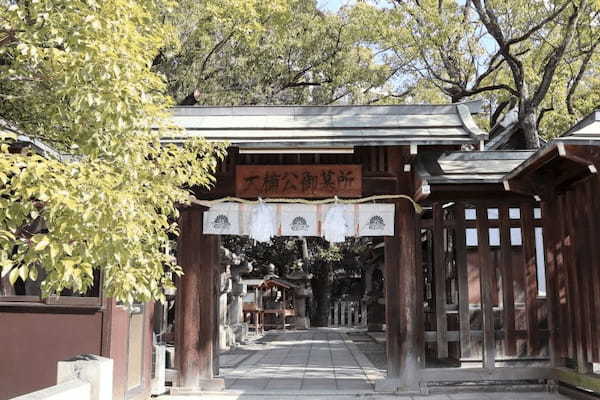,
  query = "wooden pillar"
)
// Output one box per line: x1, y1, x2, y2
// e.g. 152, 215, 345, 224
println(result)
520, 202, 539, 356
454, 202, 471, 359
499, 206, 517, 356
378, 196, 423, 391
282, 289, 287, 331
433, 203, 448, 359
213, 260, 220, 377
173, 207, 224, 393
564, 191, 590, 373
476, 205, 496, 370
376, 147, 423, 392
542, 198, 562, 367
